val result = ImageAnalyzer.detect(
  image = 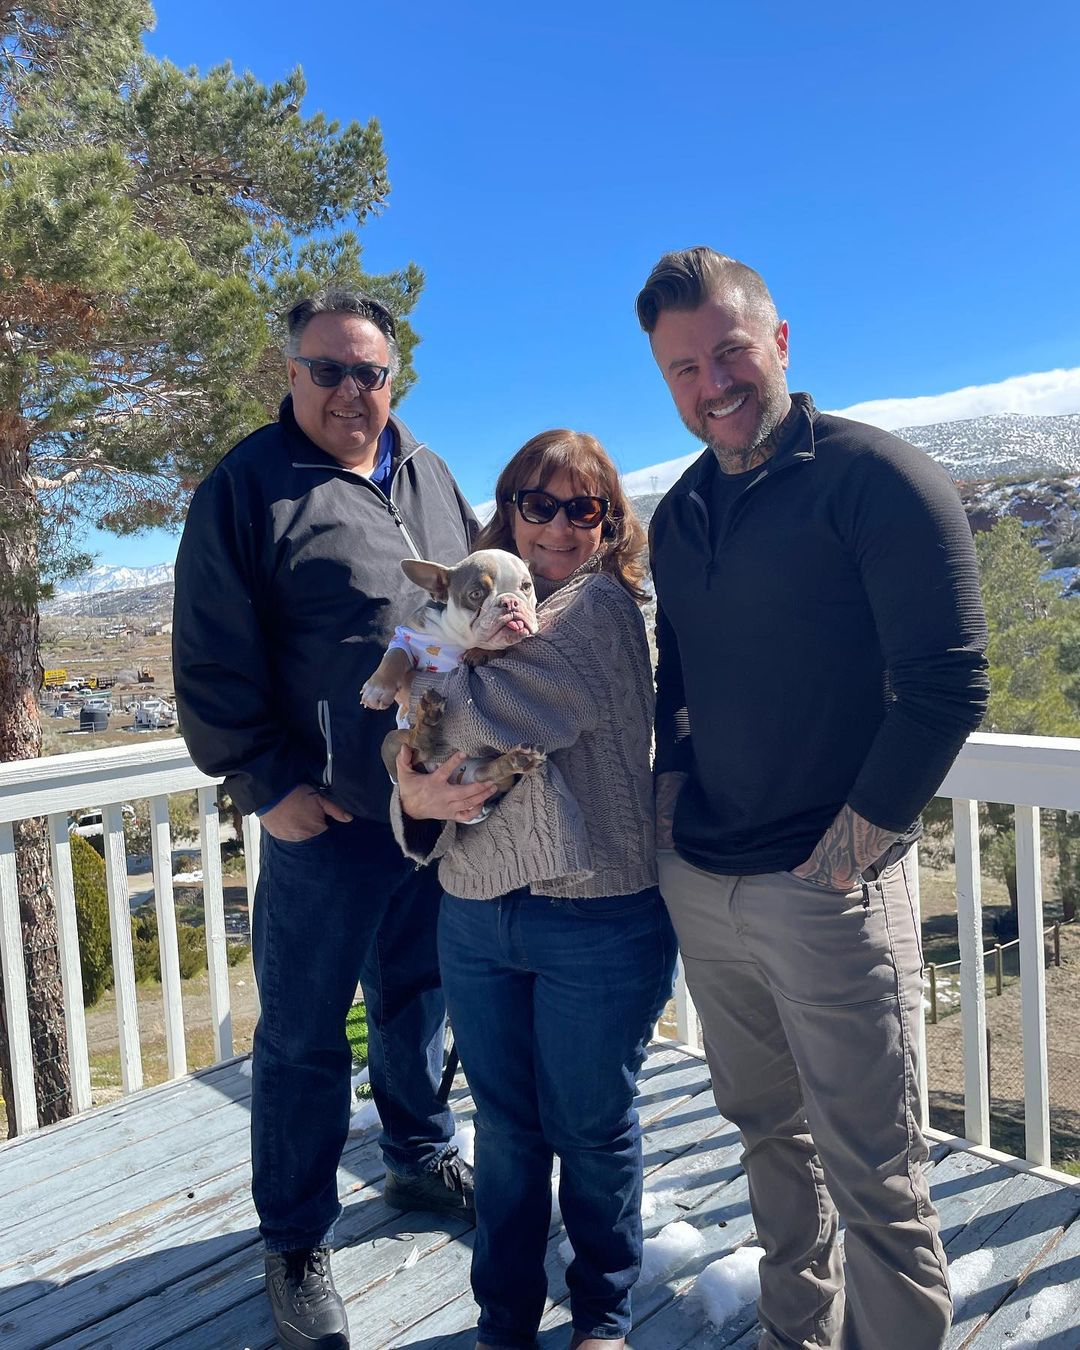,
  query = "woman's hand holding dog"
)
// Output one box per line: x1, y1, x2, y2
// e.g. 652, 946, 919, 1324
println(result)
396, 745, 499, 823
